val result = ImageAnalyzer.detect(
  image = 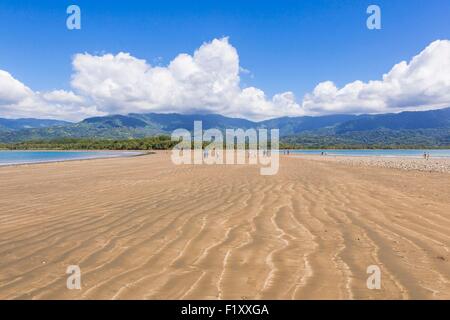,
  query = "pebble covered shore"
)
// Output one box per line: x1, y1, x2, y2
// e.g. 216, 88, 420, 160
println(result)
294, 155, 450, 173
